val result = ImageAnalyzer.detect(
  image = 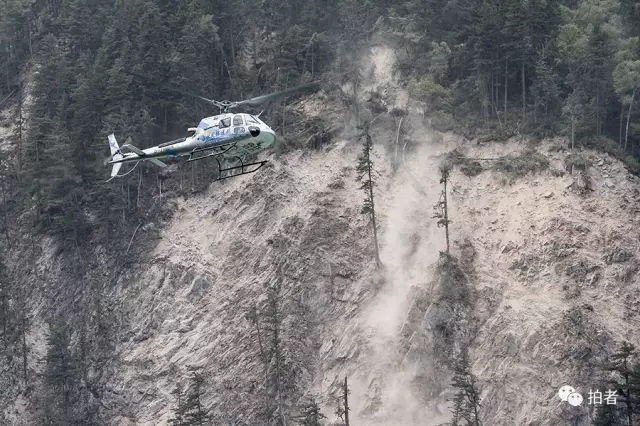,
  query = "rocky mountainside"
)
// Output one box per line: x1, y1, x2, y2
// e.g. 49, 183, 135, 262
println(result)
1, 45, 640, 426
